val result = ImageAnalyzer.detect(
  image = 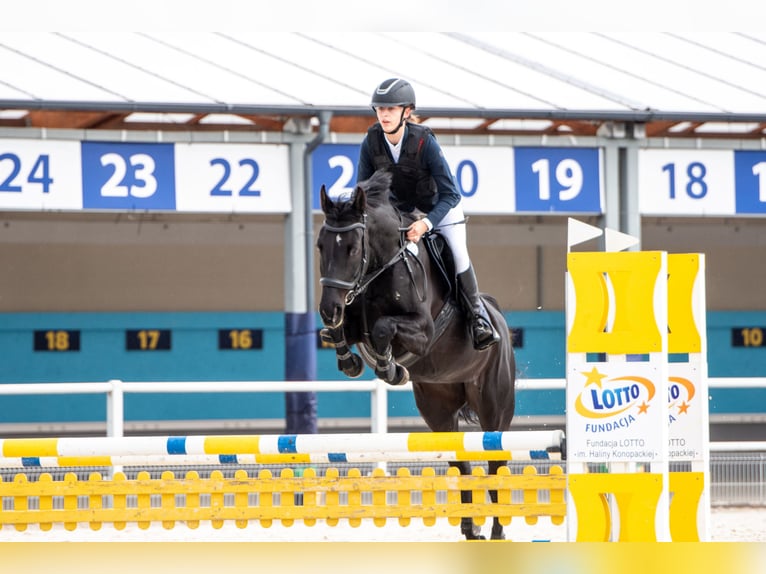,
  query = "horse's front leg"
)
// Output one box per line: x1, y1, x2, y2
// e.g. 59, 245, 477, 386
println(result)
368, 317, 408, 386
319, 326, 364, 378
368, 315, 430, 386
